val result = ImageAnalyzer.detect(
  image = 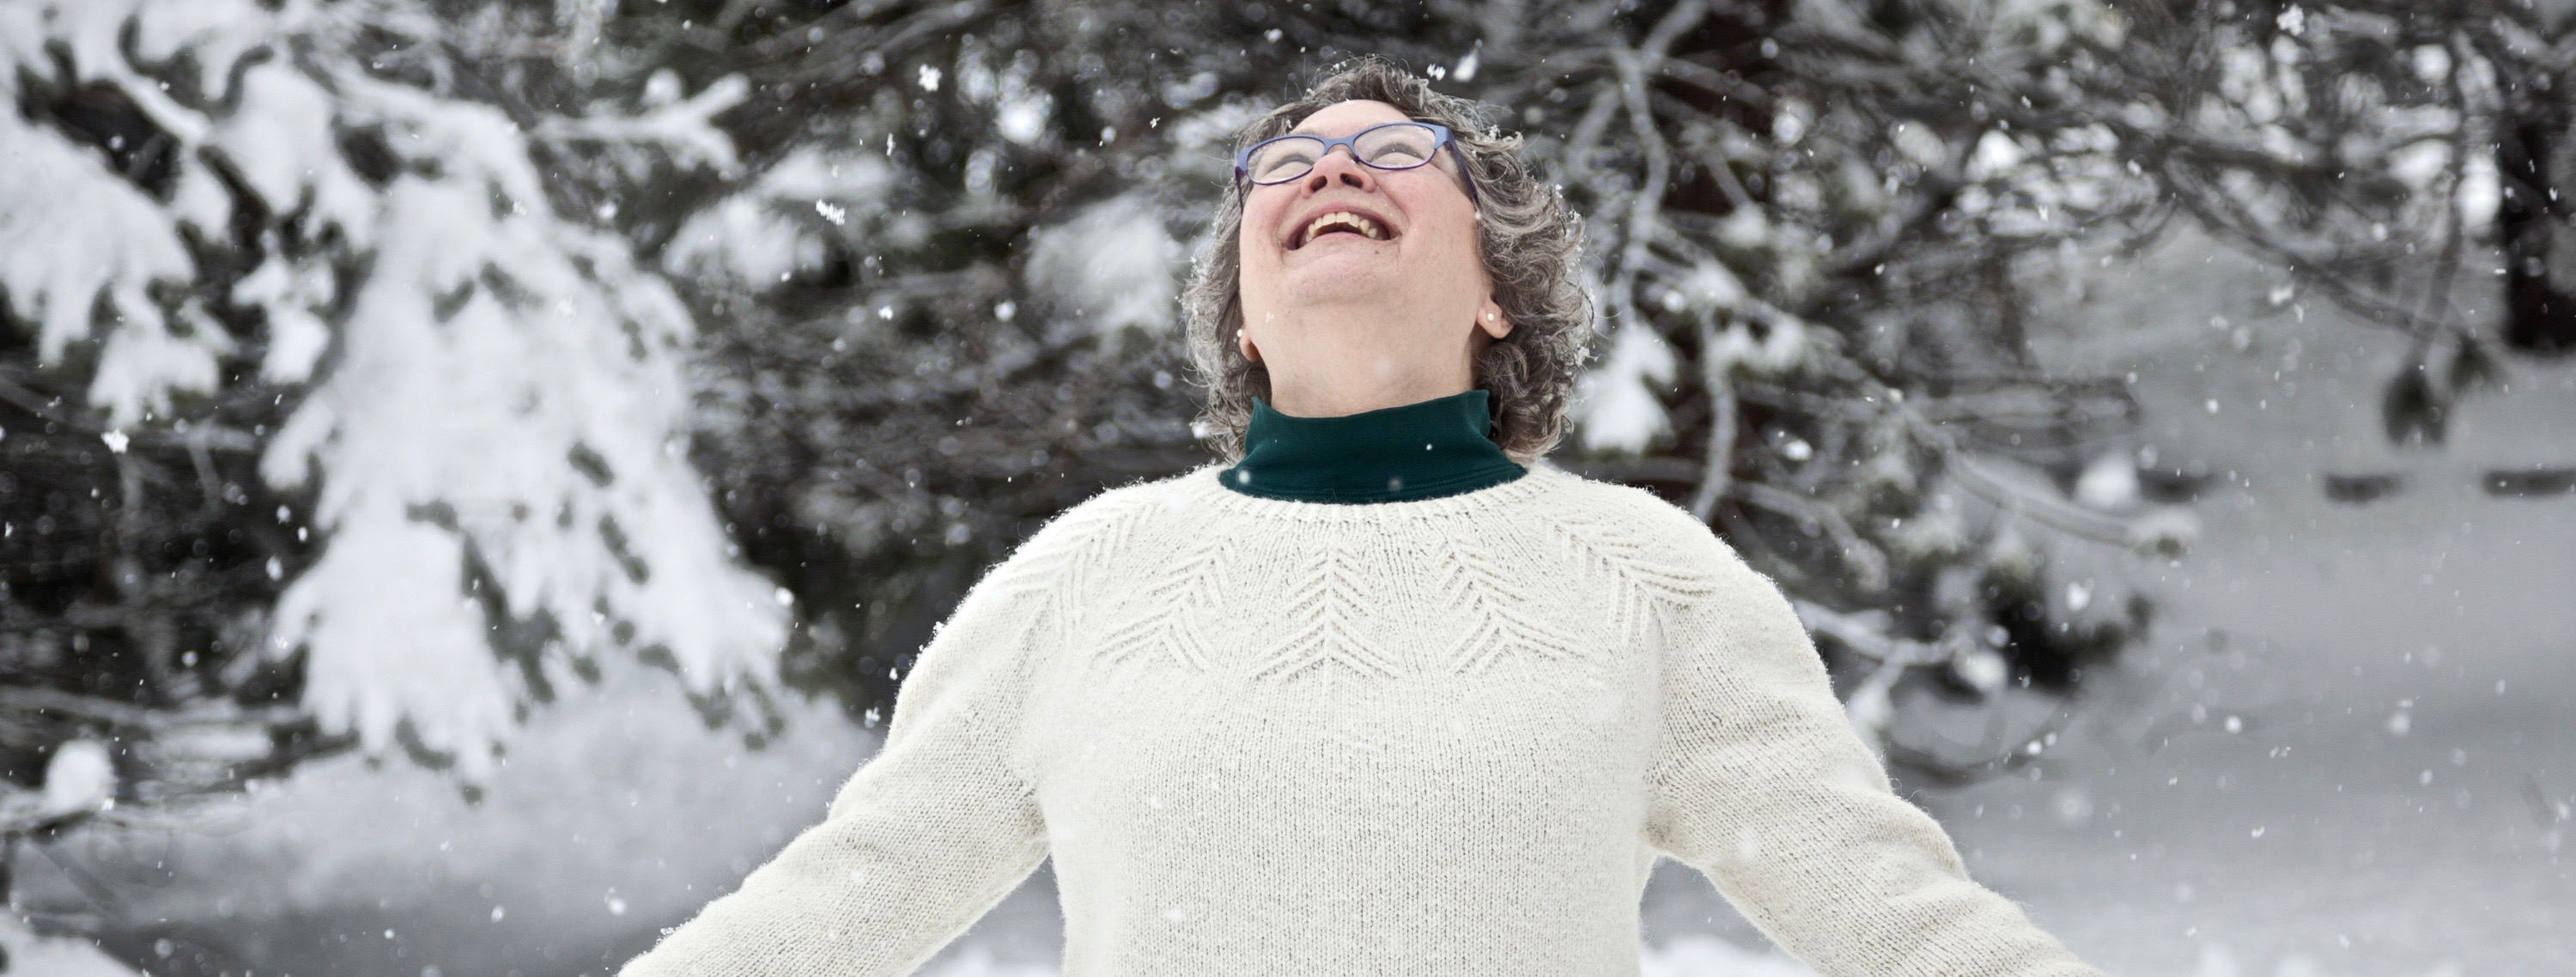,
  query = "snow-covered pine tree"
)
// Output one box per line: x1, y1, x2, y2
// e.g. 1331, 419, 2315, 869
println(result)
0, 0, 787, 858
